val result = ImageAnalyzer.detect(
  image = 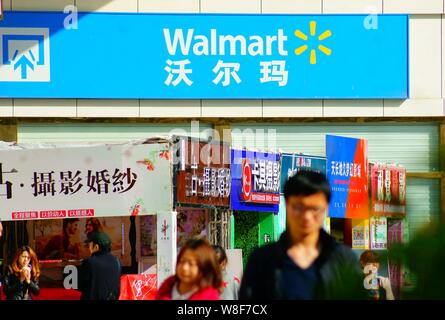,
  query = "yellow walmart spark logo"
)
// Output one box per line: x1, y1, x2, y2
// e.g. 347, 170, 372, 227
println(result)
294, 21, 332, 65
